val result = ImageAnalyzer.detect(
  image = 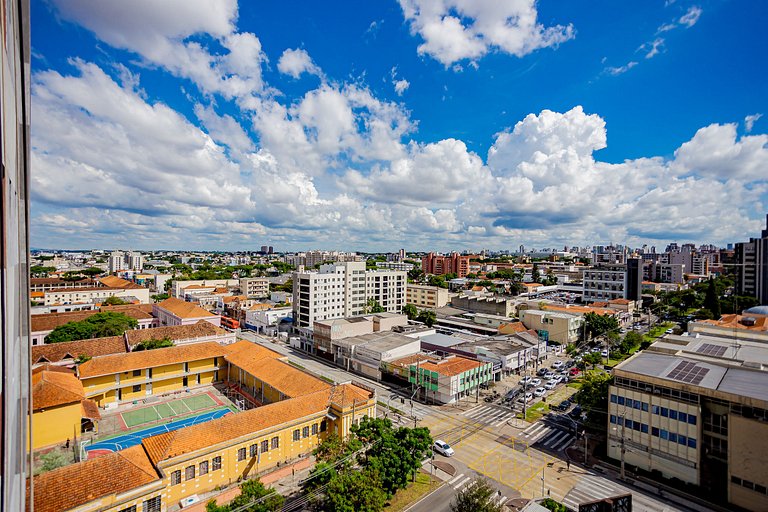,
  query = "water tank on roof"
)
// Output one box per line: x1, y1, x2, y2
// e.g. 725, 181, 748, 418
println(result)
741, 317, 757, 327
